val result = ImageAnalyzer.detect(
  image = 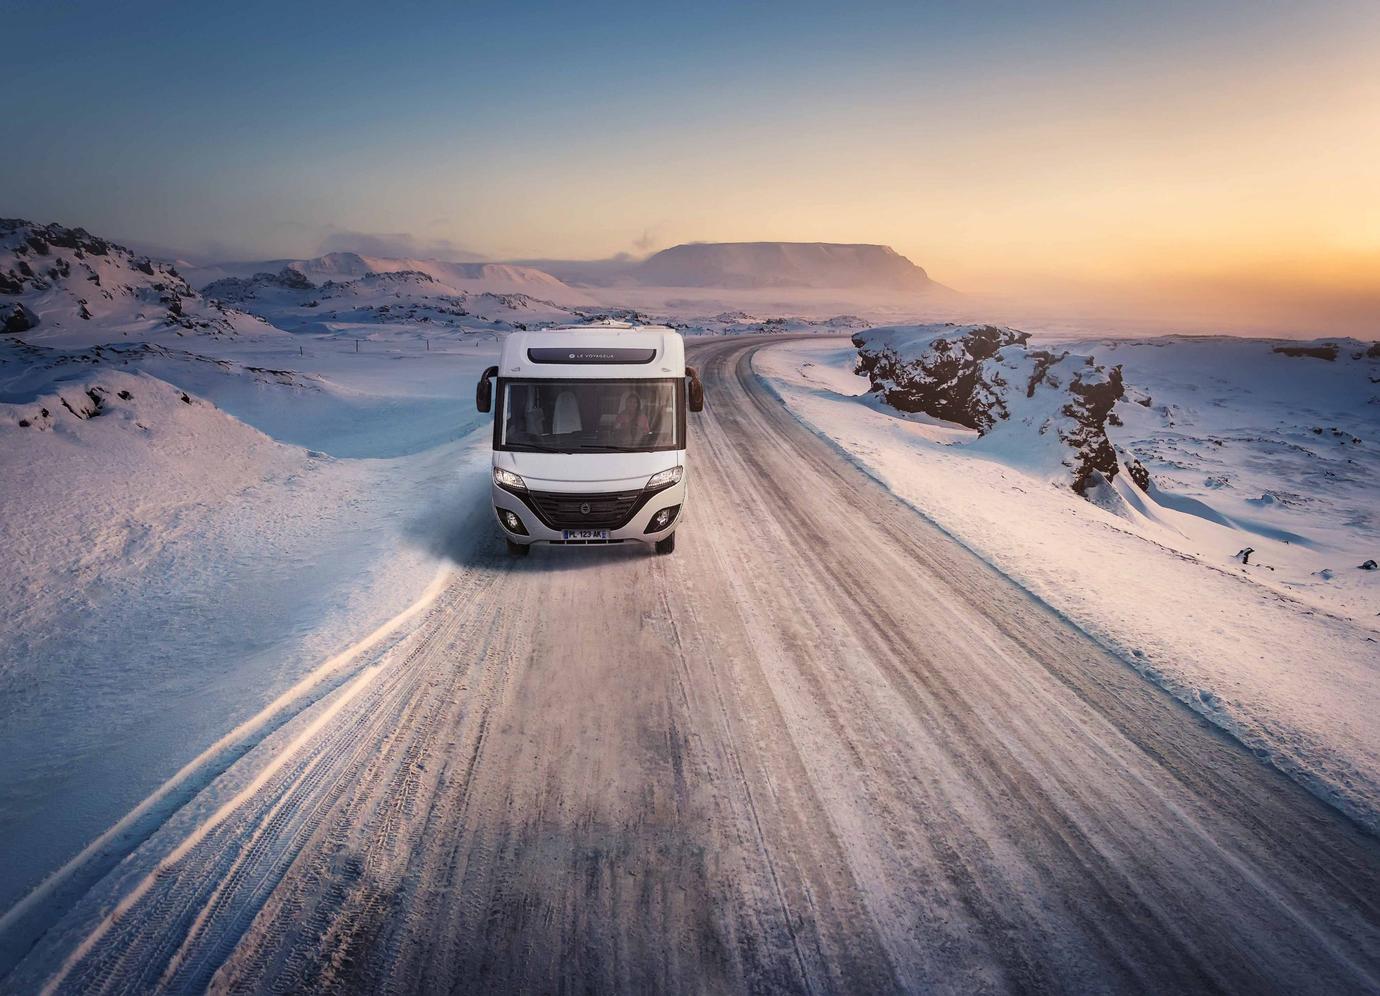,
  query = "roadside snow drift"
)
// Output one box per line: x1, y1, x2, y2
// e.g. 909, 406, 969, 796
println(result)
0, 347, 489, 916
758, 335, 1380, 831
